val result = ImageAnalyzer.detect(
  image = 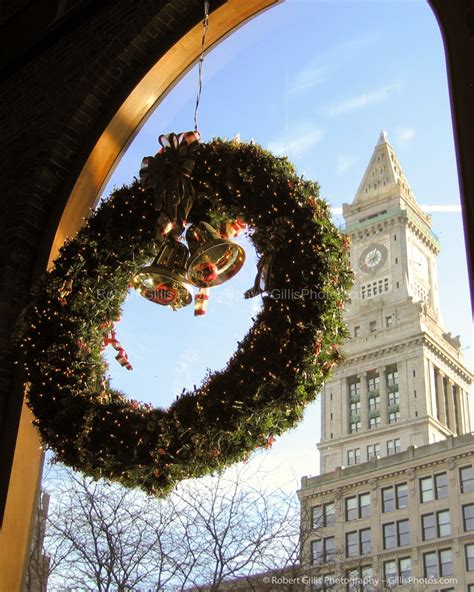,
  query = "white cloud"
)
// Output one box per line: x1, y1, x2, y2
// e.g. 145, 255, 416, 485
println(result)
289, 34, 380, 96
172, 347, 198, 397
290, 64, 329, 95
336, 154, 358, 176
395, 126, 416, 146
421, 204, 461, 213
267, 125, 324, 158
325, 82, 401, 117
